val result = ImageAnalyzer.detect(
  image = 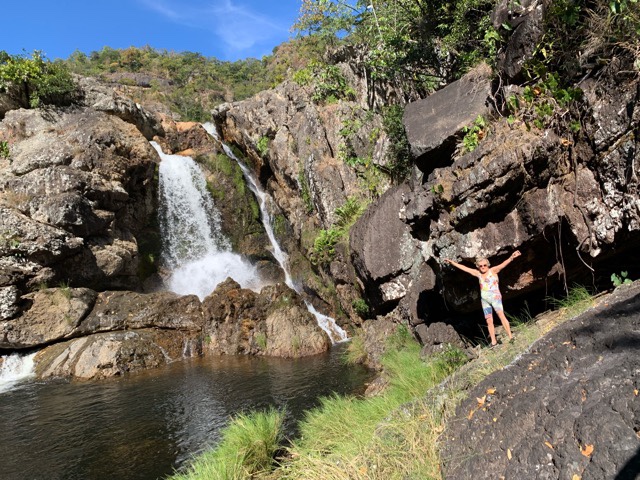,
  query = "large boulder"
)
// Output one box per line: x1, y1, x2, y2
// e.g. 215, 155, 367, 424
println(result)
202, 278, 331, 357
0, 287, 97, 348
492, 0, 546, 81
350, 182, 429, 315
34, 329, 198, 380
77, 290, 203, 335
403, 63, 493, 167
